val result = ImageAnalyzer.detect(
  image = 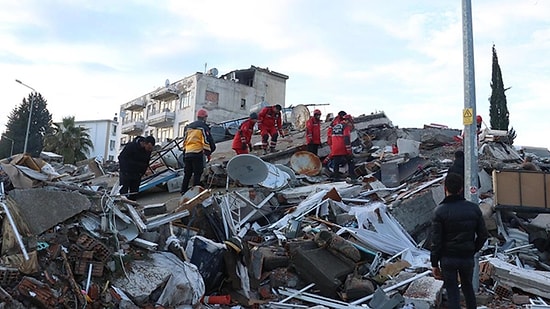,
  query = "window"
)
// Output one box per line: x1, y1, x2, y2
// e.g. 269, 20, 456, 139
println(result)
205, 90, 219, 105
108, 155, 114, 161
179, 92, 191, 109
109, 140, 116, 151
240, 99, 246, 110
112, 125, 117, 136
159, 127, 173, 141
178, 121, 188, 137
